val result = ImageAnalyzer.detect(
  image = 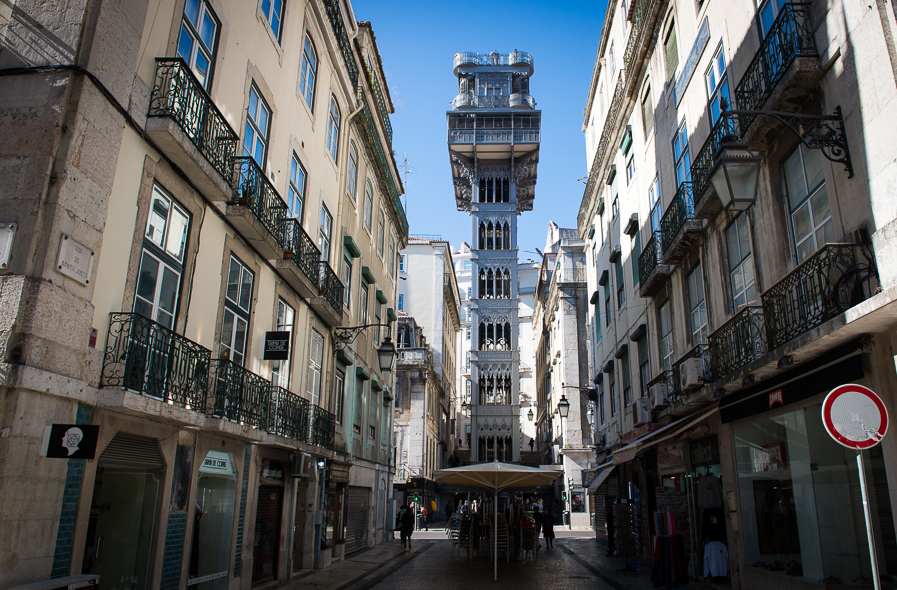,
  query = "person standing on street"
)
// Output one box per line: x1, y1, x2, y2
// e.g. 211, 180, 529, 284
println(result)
542, 508, 556, 548
400, 505, 414, 549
